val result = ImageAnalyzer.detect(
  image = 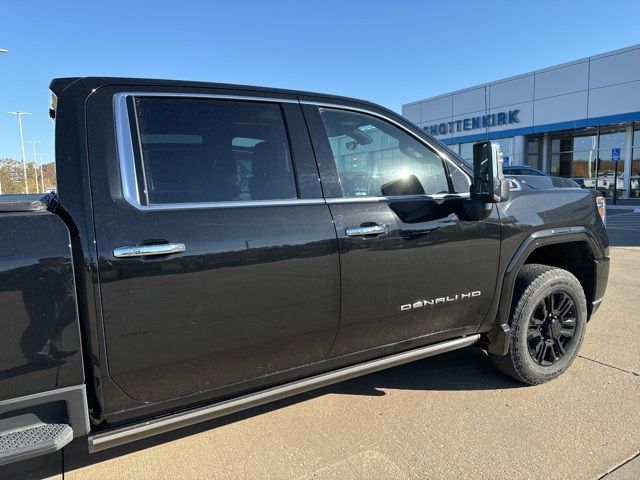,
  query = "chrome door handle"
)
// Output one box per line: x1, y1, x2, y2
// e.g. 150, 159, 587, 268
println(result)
113, 243, 186, 258
345, 224, 388, 237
